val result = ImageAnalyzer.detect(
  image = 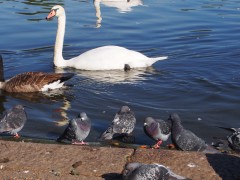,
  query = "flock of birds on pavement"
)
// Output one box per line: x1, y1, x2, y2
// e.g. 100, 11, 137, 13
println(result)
0, 4, 239, 179
0, 104, 239, 179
